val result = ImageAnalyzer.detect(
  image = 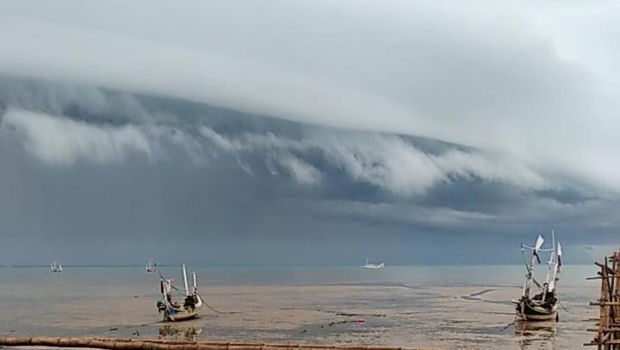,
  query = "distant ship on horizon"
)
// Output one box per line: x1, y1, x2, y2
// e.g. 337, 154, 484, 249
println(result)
362, 257, 384, 269
146, 258, 158, 273
49, 260, 62, 273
